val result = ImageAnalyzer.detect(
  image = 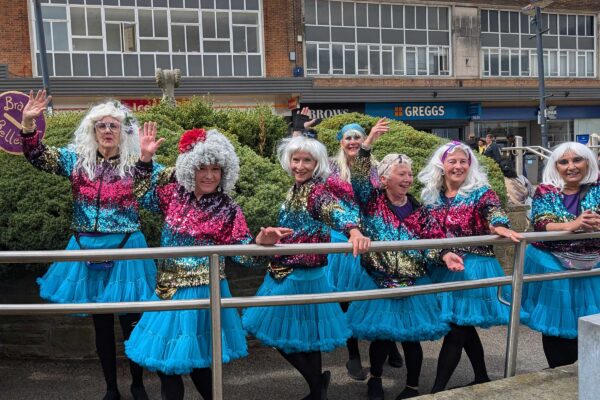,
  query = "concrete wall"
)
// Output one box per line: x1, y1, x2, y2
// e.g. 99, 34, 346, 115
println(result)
453, 7, 481, 79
